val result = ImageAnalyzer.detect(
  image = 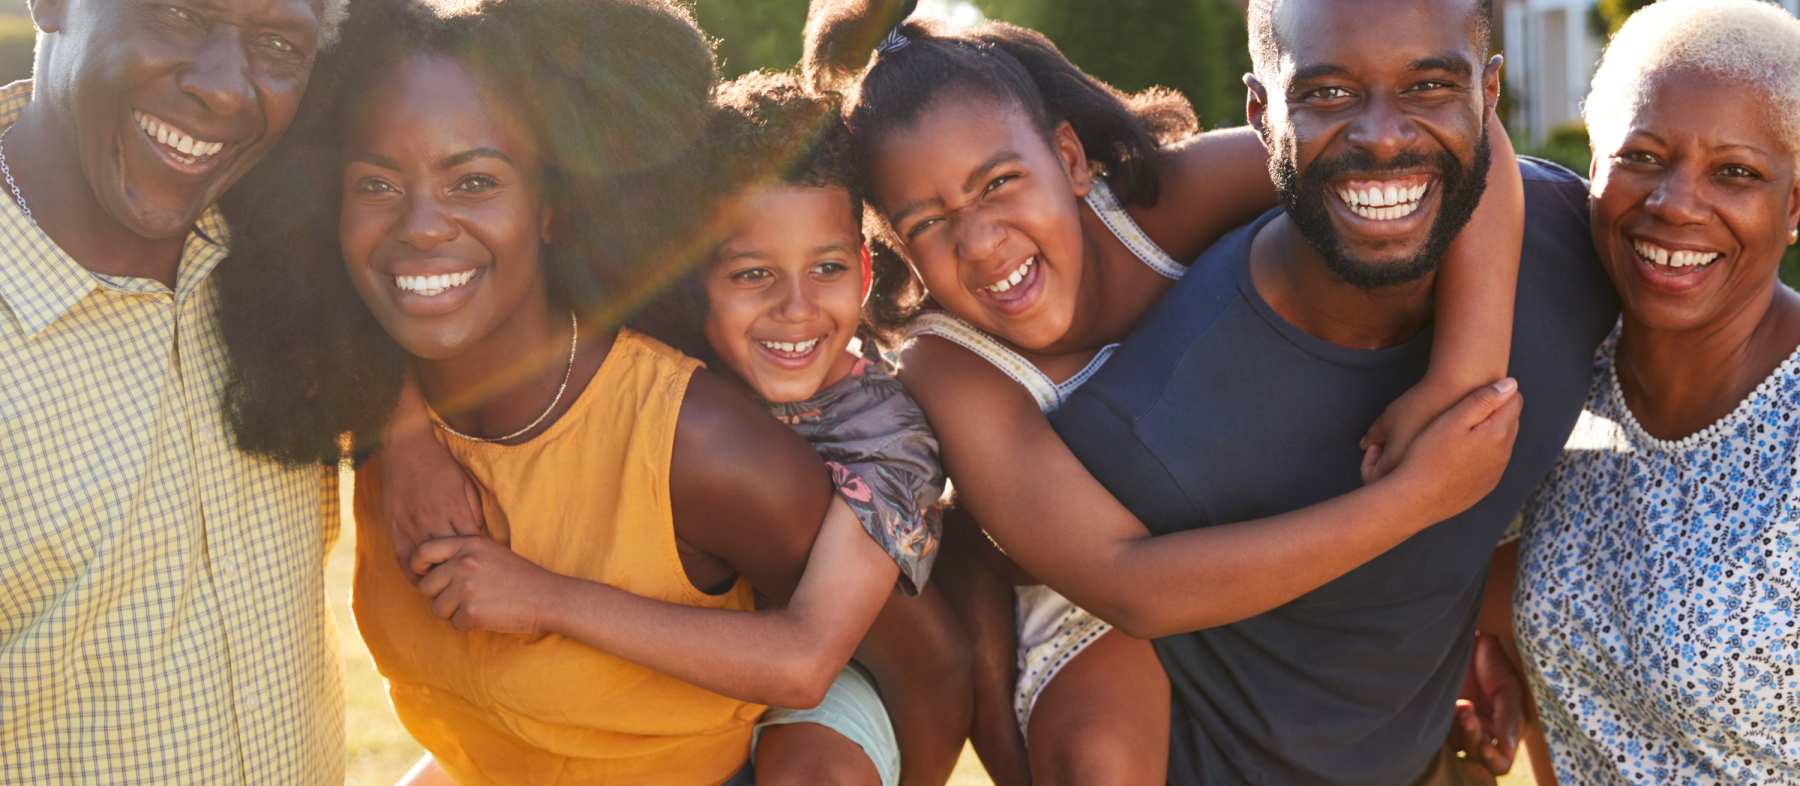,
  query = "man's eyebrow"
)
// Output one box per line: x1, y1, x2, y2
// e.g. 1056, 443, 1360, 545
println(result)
890, 151, 1025, 228
348, 151, 400, 170
1406, 54, 1476, 77
811, 240, 858, 256
1290, 63, 1349, 84
439, 147, 513, 170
